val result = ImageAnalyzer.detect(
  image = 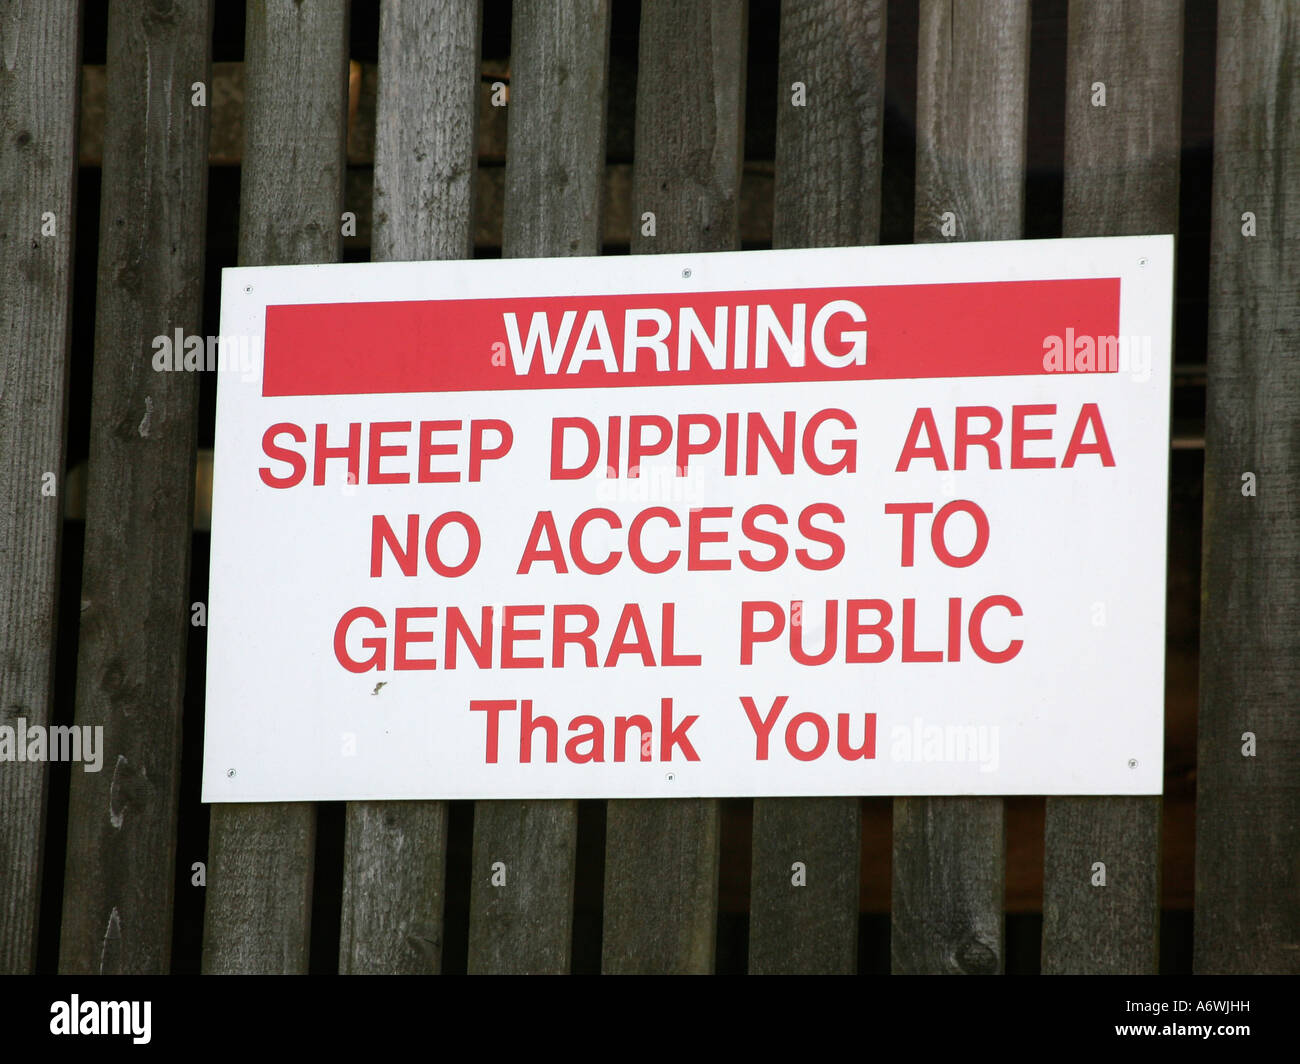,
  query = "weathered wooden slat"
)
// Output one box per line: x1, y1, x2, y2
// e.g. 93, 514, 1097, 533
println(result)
342, 161, 777, 252
202, 0, 349, 975
1043, 797, 1161, 972
626, 0, 747, 258
1041, 0, 1181, 976
749, 0, 886, 976
56, 0, 213, 977
79, 59, 511, 168
73, 5, 211, 978
769, 0, 885, 253
892, 0, 1029, 975
0, 0, 81, 976
1195, 2, 1300, 975
750, 797, 862, 973
338, 0, 481, 976
1059, 0, 1183, 235
468, 801, 579, 974
465, 0, 609, 975
892, 797, 1004, 974
498, 0, 609, 261
601, 0, 745, 975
